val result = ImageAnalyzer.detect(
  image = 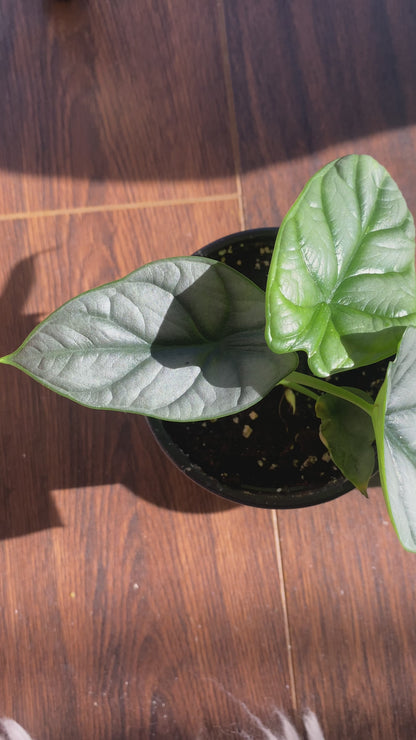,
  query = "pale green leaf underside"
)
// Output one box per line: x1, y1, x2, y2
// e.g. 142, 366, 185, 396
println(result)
5, 257, 297, 421
266, 154, 416, 376
373, 327, 416, 551
316, 390, 375, 494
